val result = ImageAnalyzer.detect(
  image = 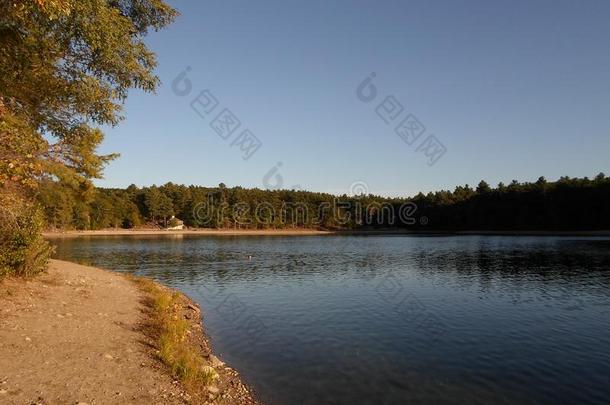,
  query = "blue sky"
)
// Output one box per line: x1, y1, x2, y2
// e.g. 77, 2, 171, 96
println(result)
96, 0, 610, 196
